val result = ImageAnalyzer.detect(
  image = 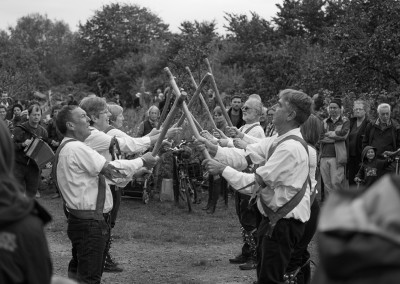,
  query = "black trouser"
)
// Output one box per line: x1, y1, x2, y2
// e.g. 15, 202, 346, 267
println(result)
287, 200, 320, 284
347, 155, 359, 186
110, 185, 121, 229
256, 218, 305, 284
14, 161, 40, 198
67, 214, 110, 284
235, 192, 259, 257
